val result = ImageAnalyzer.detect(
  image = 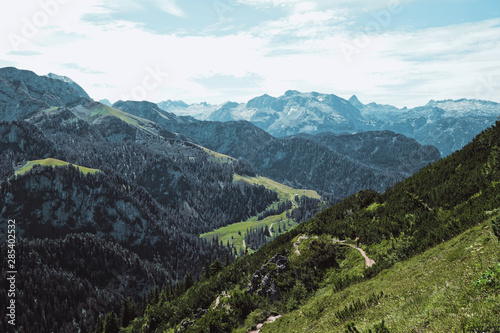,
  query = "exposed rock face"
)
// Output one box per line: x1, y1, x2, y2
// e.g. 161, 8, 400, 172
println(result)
0, 165, 161, 246
0, 67, 90, 120
0, 121, 54, 155
208, 102, 241, 122
46, 73, 91, 100
247, 255, 289, 302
